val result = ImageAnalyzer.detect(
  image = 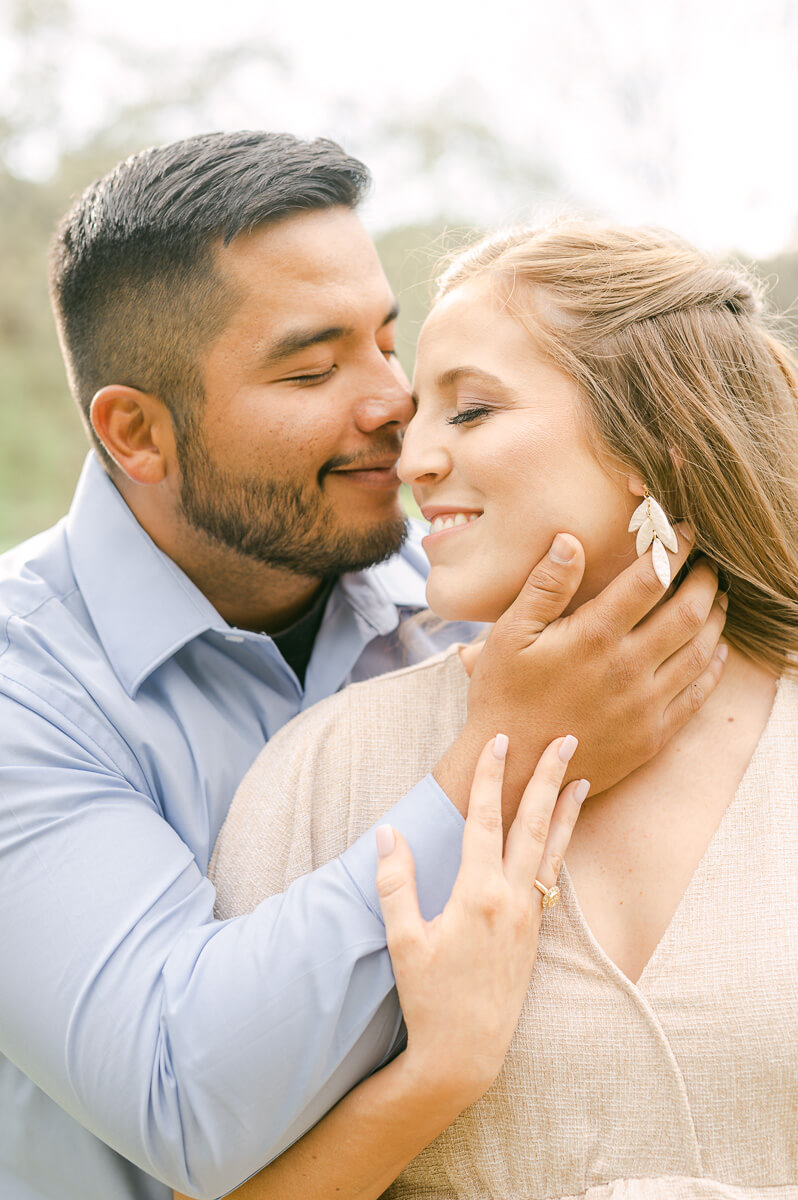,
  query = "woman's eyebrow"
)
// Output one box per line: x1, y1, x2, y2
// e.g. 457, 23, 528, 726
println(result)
436, 366, 513, 396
